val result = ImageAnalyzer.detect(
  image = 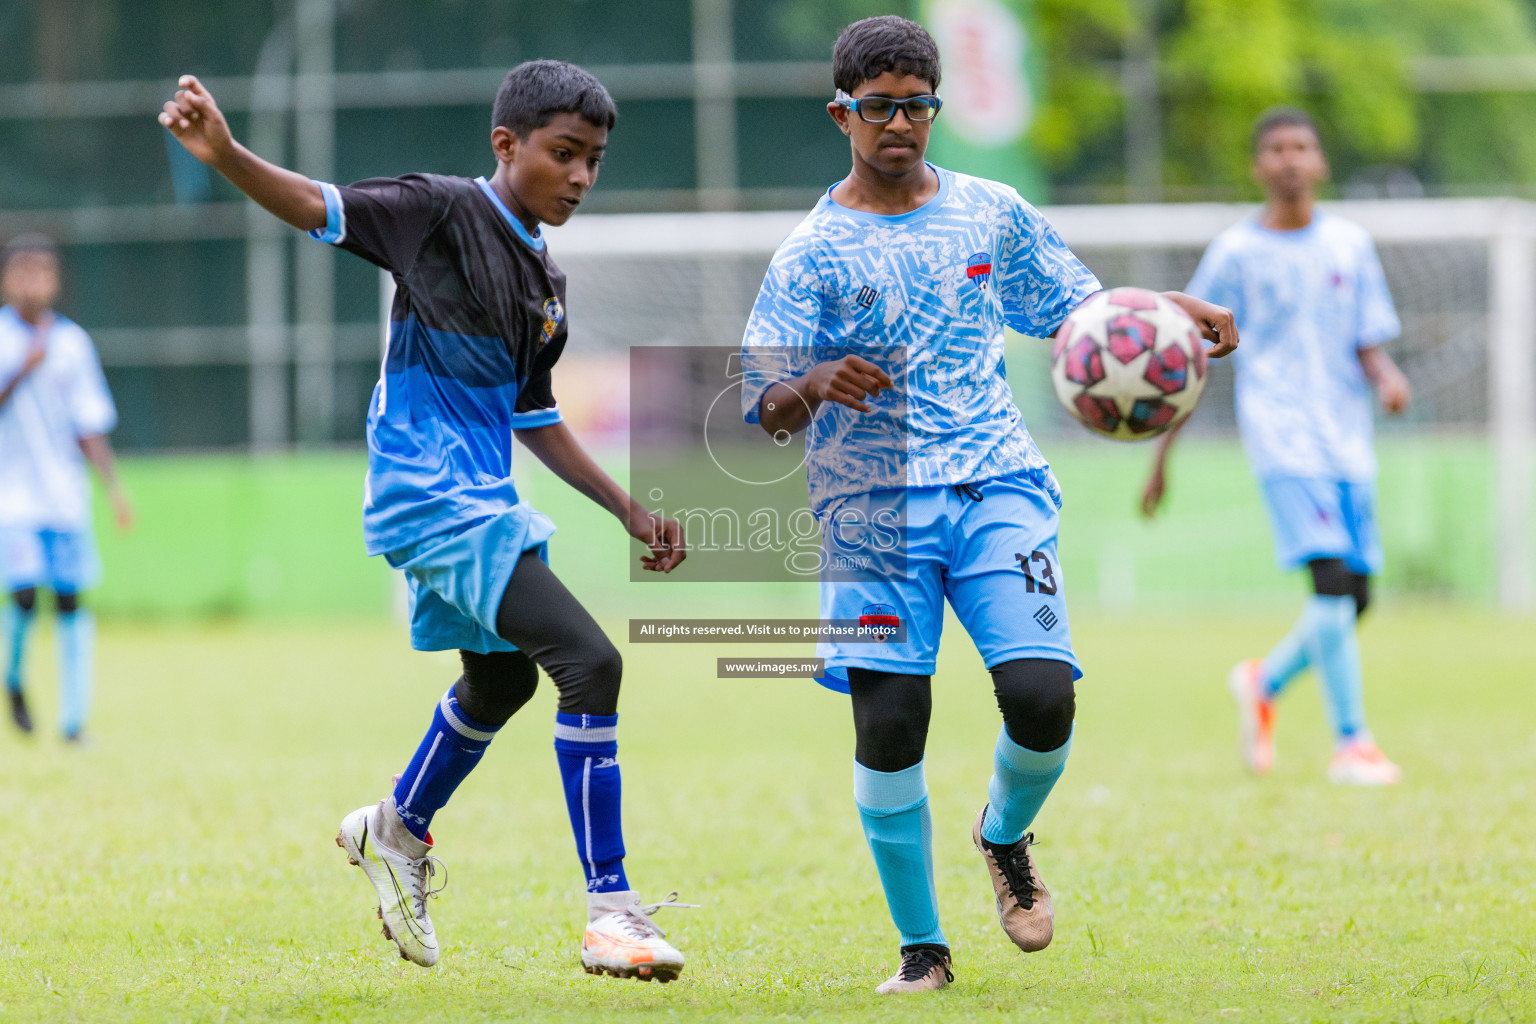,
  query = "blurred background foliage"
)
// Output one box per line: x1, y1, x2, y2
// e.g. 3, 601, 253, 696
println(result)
1032, 0, 1536, 199
5, 0, 1536, 205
